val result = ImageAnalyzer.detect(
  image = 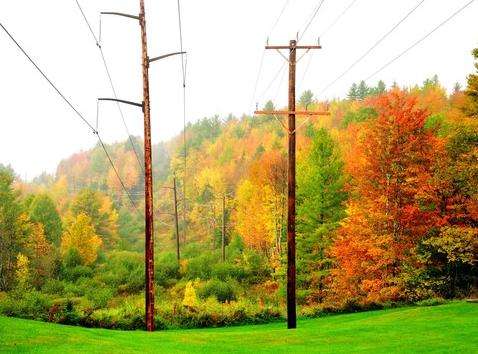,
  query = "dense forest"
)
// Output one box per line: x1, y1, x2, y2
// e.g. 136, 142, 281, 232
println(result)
0, 49, 477, 330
